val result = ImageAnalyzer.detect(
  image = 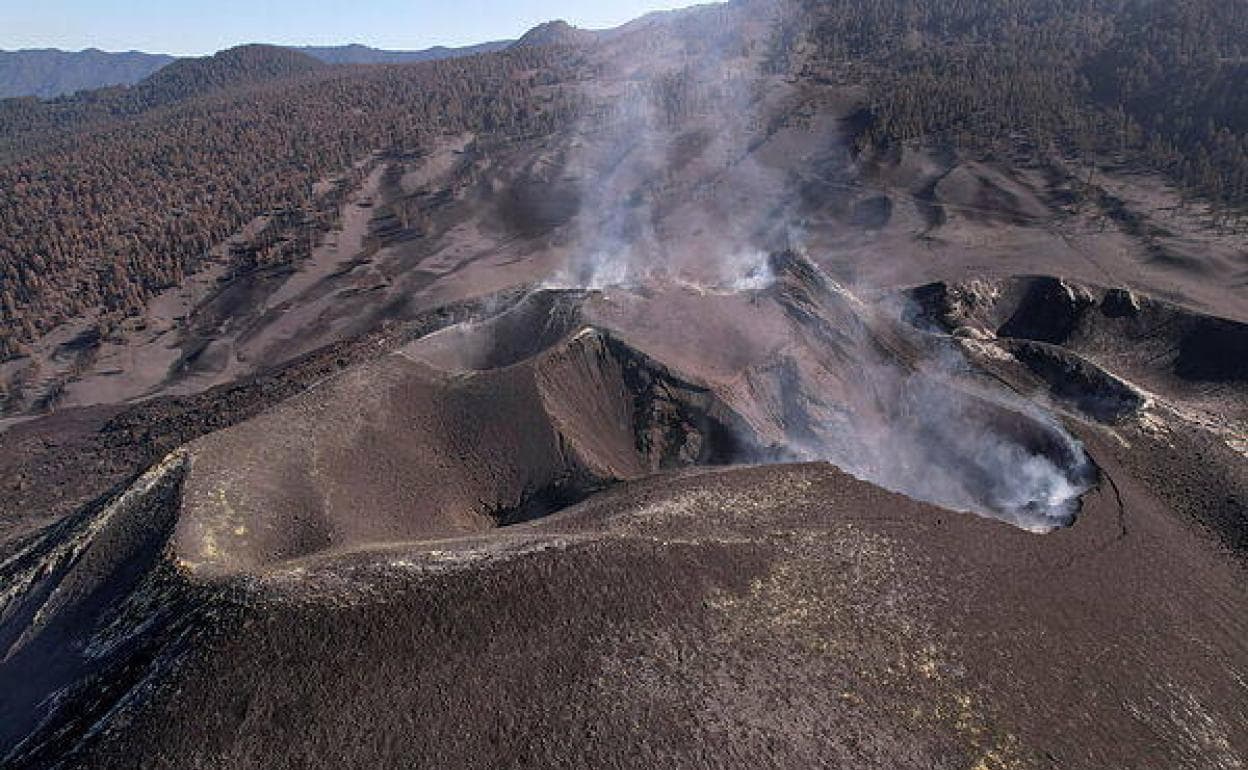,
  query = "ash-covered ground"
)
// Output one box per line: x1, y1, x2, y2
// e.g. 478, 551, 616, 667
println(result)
1, 3, 1246, 768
